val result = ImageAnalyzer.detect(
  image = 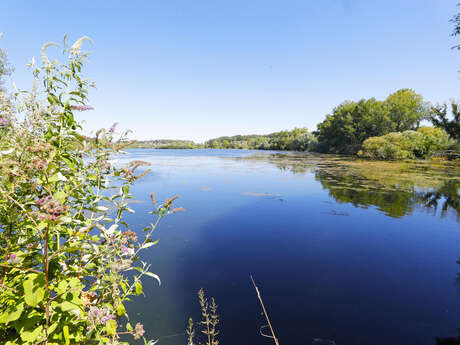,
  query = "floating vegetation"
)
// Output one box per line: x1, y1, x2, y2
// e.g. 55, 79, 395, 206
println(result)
237, 153, 460, 220
242, 192, 283, 201
322, 210, 349, 216
312, 339, 338, 345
